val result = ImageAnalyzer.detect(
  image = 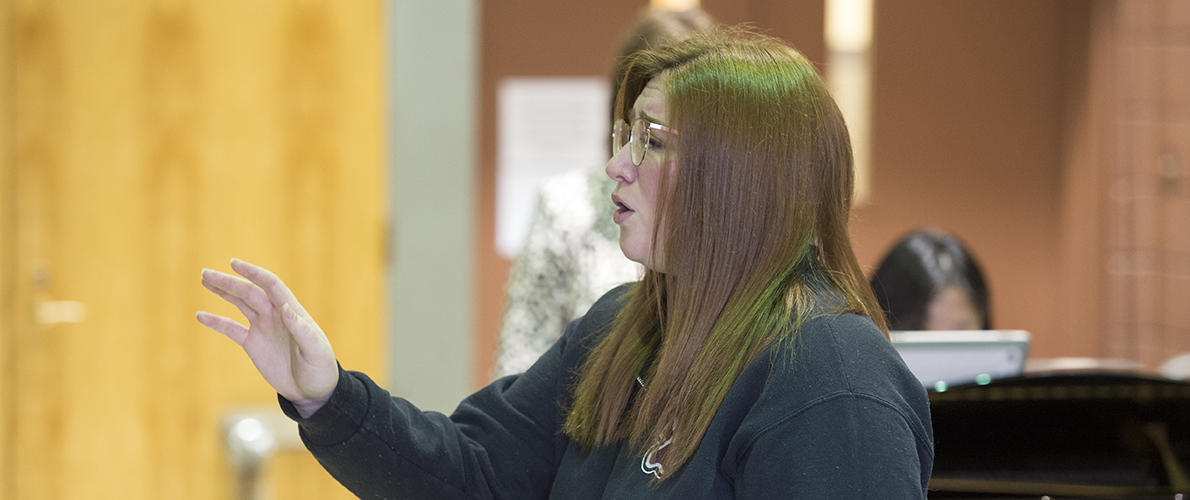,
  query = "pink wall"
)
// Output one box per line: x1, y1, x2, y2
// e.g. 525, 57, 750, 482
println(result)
850, 0, 1068, 357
